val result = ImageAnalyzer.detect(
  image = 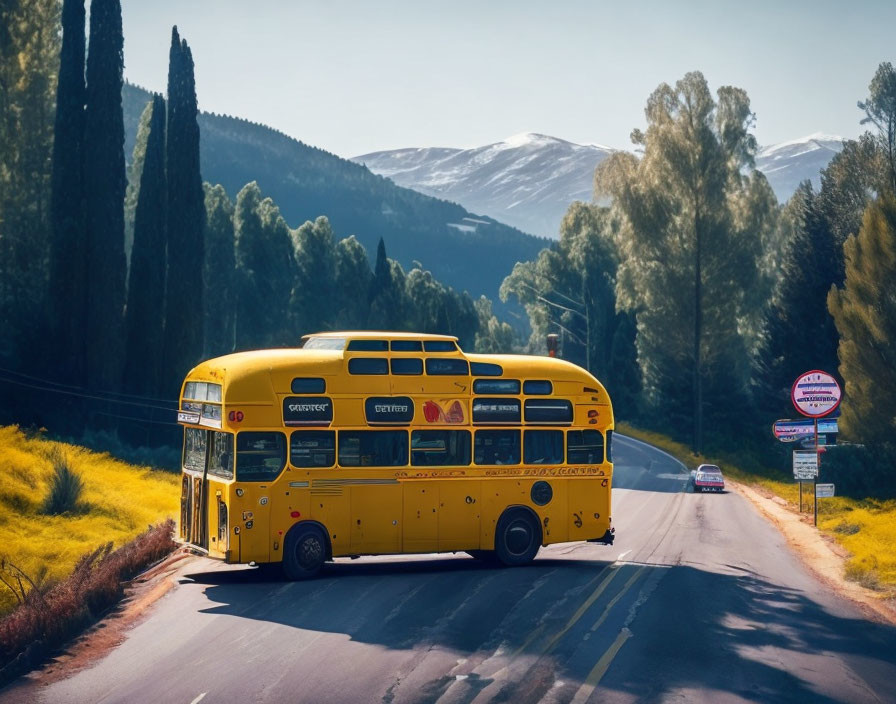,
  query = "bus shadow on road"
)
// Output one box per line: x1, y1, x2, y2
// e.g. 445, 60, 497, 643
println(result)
182, 556, 896, 703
